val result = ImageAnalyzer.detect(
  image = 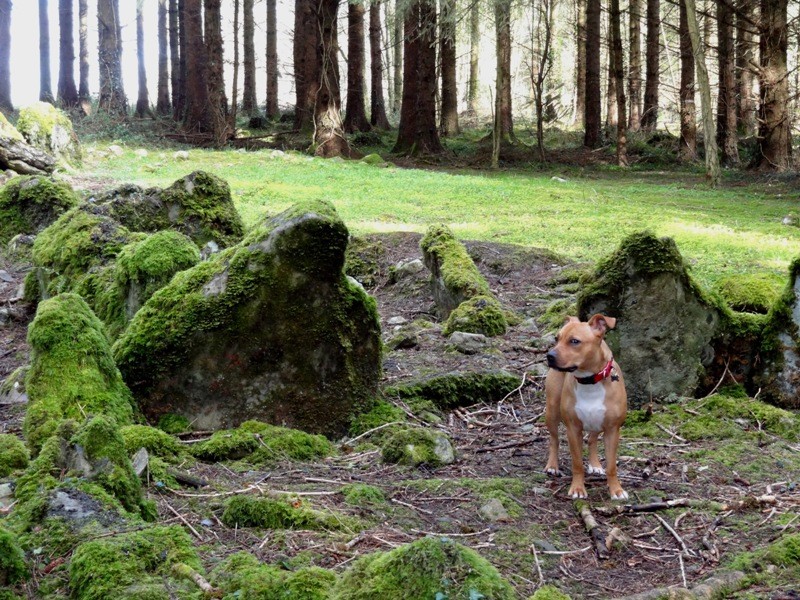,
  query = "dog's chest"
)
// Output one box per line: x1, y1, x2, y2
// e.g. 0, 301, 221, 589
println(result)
574, 384, 606, 432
